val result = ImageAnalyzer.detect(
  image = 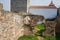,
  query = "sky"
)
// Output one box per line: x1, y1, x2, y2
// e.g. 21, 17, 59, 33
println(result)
0, 0, 10, 11
0, 0, 60, 11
